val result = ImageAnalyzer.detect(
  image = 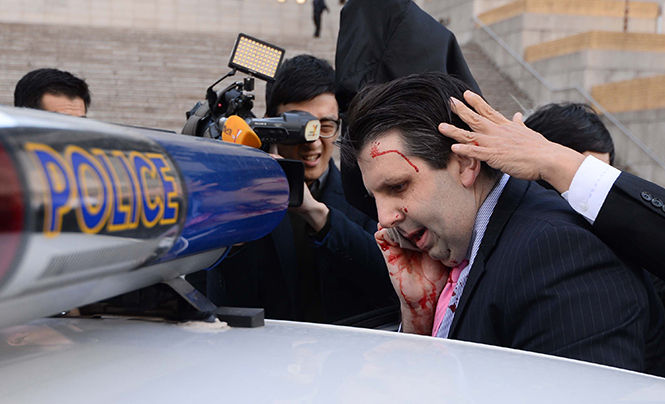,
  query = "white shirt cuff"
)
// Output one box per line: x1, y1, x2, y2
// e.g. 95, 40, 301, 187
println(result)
561, 156, 621, 224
